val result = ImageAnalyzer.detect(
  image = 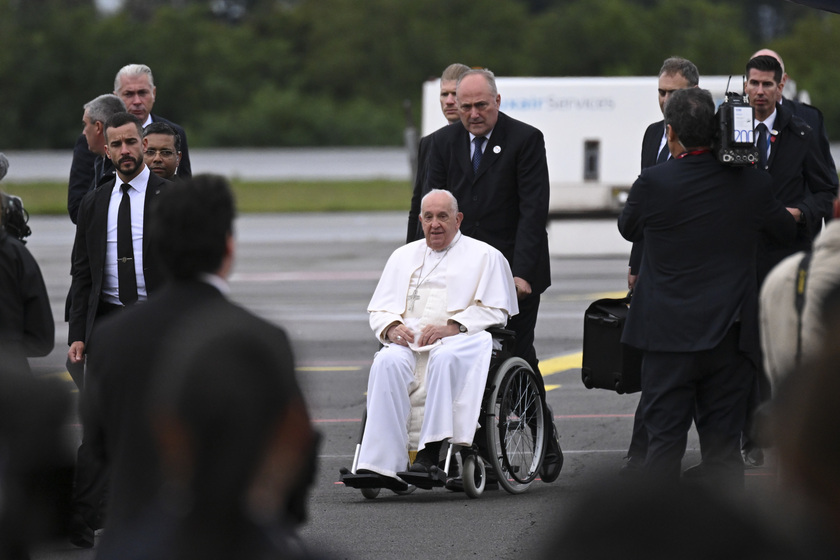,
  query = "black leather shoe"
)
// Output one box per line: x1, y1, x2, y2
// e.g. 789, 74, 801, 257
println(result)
742, 446, 764, 468
540, 420, 564, 483
68, 512, 94, 549
410, 441, 442, 473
